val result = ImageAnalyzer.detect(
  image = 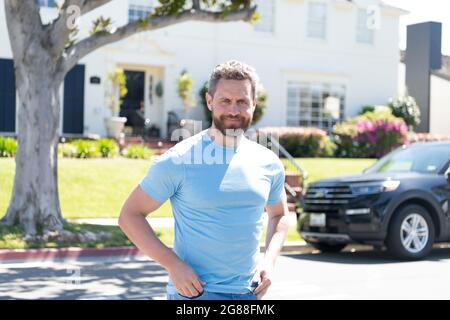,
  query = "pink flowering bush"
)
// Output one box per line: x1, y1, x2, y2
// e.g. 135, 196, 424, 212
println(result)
333, 109, 409, 158
355, 112, 409, 157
